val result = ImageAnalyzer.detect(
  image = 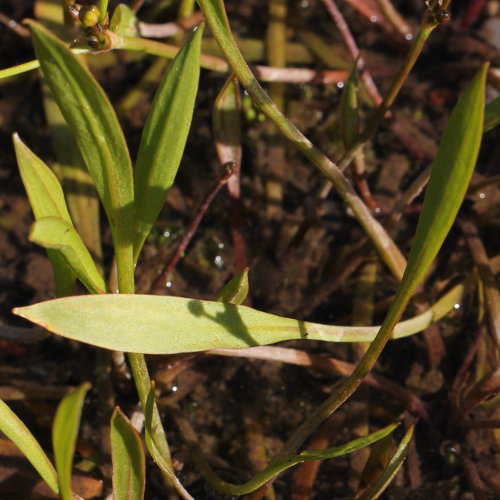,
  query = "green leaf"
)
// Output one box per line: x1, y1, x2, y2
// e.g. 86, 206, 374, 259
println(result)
484, 96, 500, 132
28, 20, 134, 290
109, 4, 138, 37
13, 133, 76, 296
0, 398, 59, 494
12, 288, 463, 353
133, 25, 203, 260
53, 383, 90, 500
29, 217, 107, 294
339, 63, 359, 149
357, 424, 415, 500
144, 387, 195, 500
215, 268, 249, 305
196, 419, 397, 495
111, 407, 145, 500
